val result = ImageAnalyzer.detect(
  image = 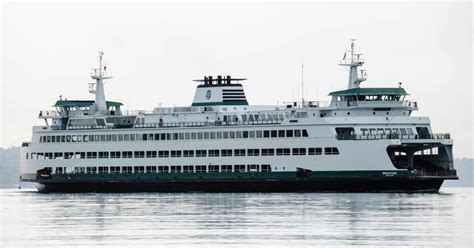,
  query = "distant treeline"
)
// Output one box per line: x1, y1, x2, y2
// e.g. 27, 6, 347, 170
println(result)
1, 147, 472, 189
